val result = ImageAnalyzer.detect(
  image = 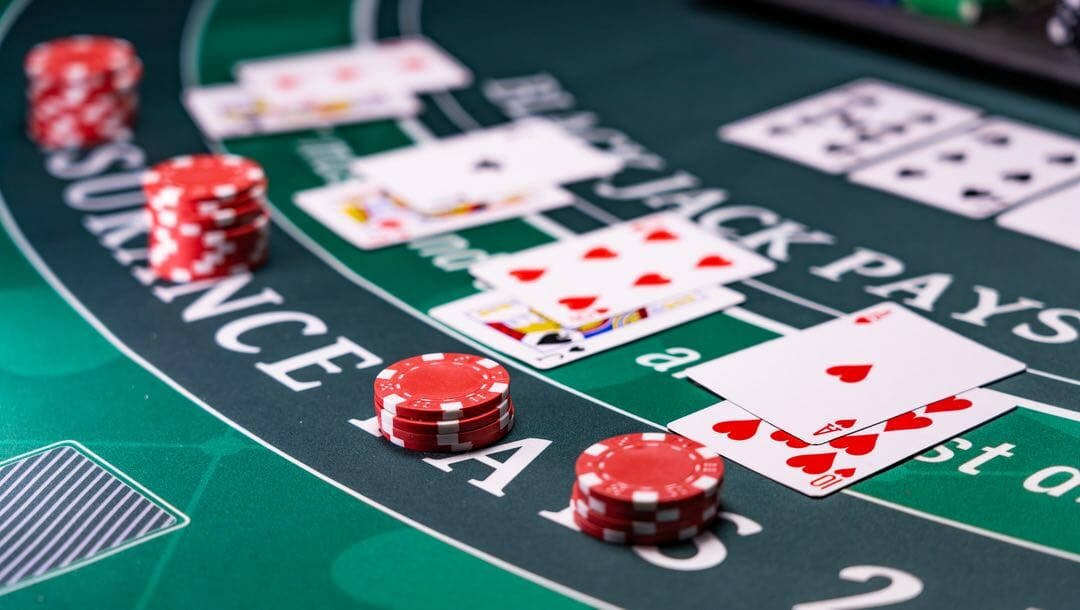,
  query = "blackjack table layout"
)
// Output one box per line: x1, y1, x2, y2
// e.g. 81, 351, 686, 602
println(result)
0, 1, 1078, 608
